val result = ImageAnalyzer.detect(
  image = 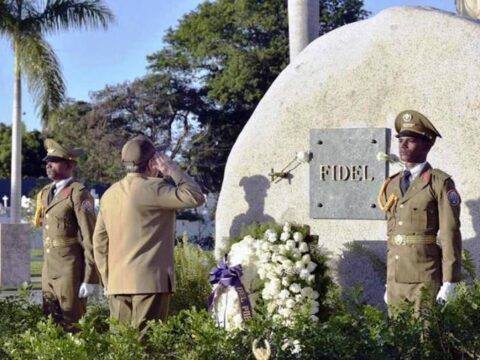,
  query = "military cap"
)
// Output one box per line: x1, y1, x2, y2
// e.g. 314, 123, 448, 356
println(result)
43, 139, 84, 162
121, 135, 156, 165
395, 110, 442, 140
